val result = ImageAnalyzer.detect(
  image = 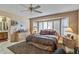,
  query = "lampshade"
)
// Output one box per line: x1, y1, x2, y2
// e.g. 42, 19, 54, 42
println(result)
65, 27, 73, 32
